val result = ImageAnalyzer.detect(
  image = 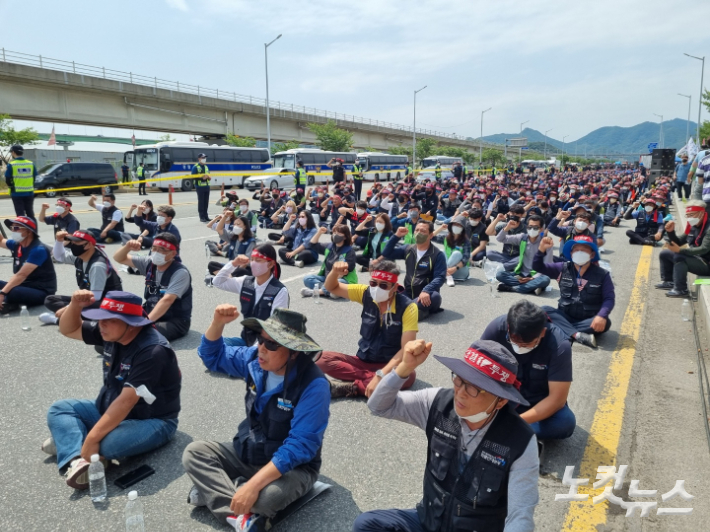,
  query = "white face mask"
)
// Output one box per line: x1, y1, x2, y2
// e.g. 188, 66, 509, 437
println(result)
369, 285, 392, 303
527, 229, 540, 238
609, 198, 617, 204
471, 220, 480, 226
511, 341, 536, 355
286, 207, 293, 214
456, 396, 498, 424
103, 201, 112, 208
298, 217, 307, 226
356, 208, 366, 216
198, 158, 206, 164
150, 252, 168, 266
234, 225, 244, 235
644, 206, 654, 213
10, 231, 24, 241
452, 225, 463, 235
55, 206, 65, 215
240, 205, 248, 213
688, 216, 702, 226
571, 250, 591, 266
156, 215, 167, 226
143, 207, 151, 214
375, 222, 385, 232
250, 260, 271, 277
575, 221, 588, 231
